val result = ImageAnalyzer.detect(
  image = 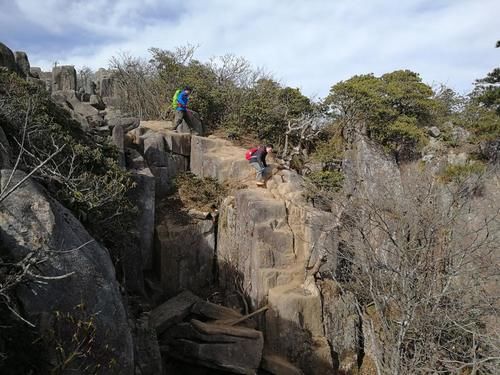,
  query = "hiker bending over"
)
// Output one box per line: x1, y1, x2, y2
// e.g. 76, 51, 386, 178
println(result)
173, 86, 192, 132
247, 144, 273, 186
